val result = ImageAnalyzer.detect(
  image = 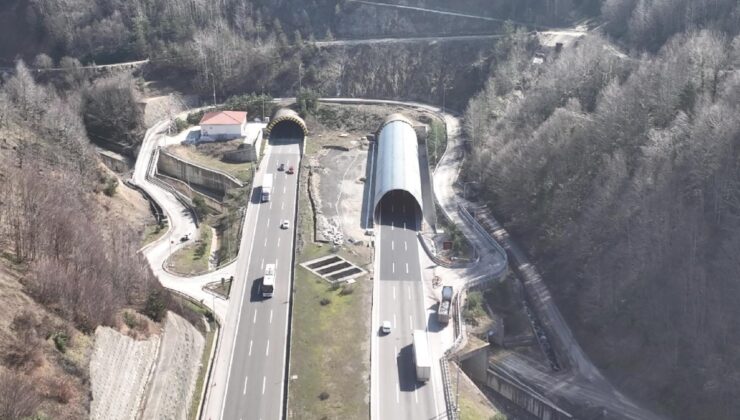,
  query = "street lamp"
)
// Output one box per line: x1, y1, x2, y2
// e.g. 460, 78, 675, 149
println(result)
463, 181, 478, 200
